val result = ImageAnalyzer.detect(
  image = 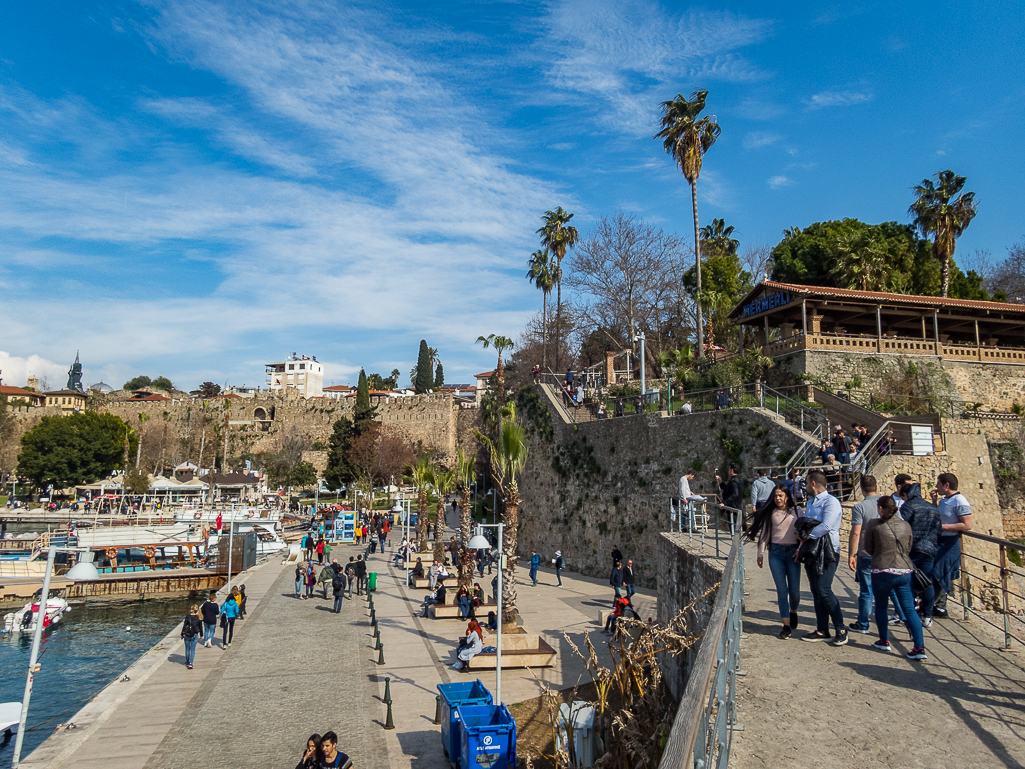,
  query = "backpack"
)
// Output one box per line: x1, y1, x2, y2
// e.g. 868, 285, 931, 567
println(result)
332, 573, 344, 590
183, 617, 198, 638
346, 566, 356, 579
